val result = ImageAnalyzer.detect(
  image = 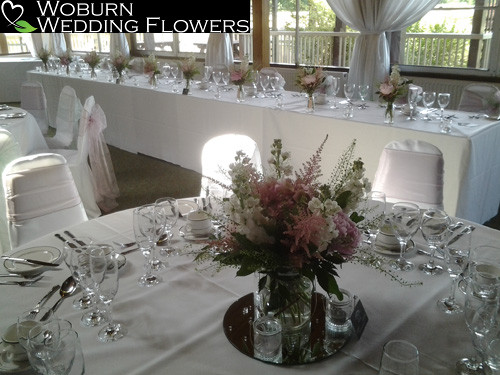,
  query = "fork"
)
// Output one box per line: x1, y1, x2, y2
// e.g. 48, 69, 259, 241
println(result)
0, 275, 43, 286
26, 284, 60, 318
113, 241, 136, 249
